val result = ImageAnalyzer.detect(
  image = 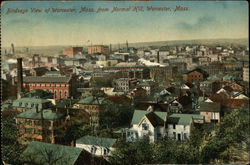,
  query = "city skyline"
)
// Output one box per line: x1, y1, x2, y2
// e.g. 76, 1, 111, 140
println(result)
2, 1, 248, 47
